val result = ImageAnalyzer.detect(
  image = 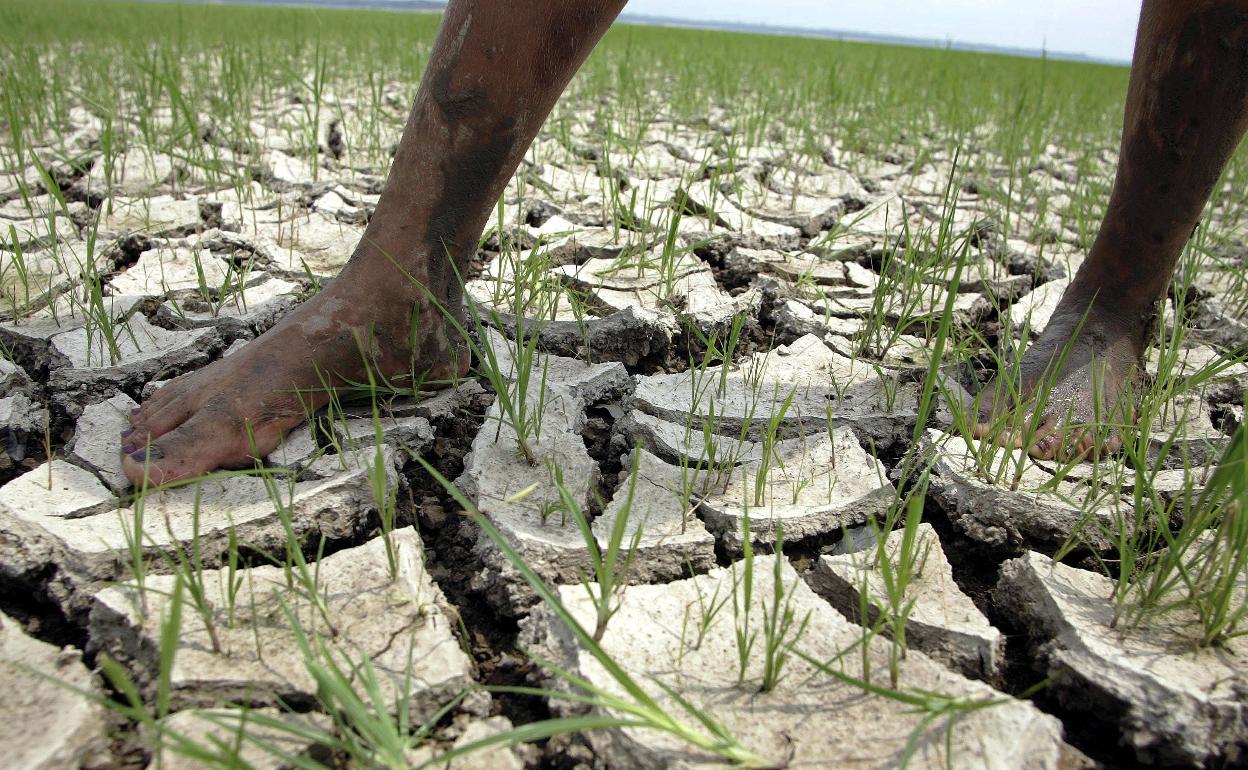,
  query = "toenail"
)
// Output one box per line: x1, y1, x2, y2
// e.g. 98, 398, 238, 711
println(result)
121, 427, 134, 438
122, 442, 137, 454
130, 408, 140, 415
